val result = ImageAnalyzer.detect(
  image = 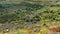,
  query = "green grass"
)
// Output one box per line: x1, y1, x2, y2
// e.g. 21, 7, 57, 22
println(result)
0, 0, 60, 34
